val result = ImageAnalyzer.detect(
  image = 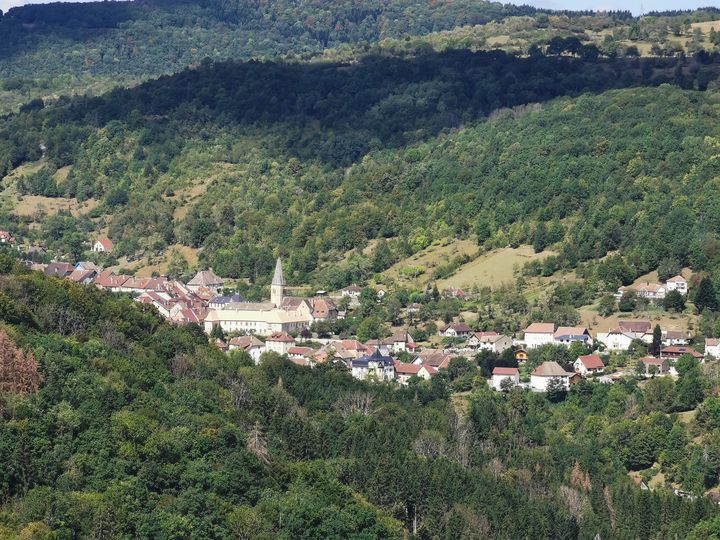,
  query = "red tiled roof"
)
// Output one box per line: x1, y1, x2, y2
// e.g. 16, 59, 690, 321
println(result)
267, 332, 294, 342
492, 367, 519, 376
531, 361, 572, 377
394, 362, 422, 375
525, 322, 555, 334
661, 346, 703, 358
577, 354, 605, 369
